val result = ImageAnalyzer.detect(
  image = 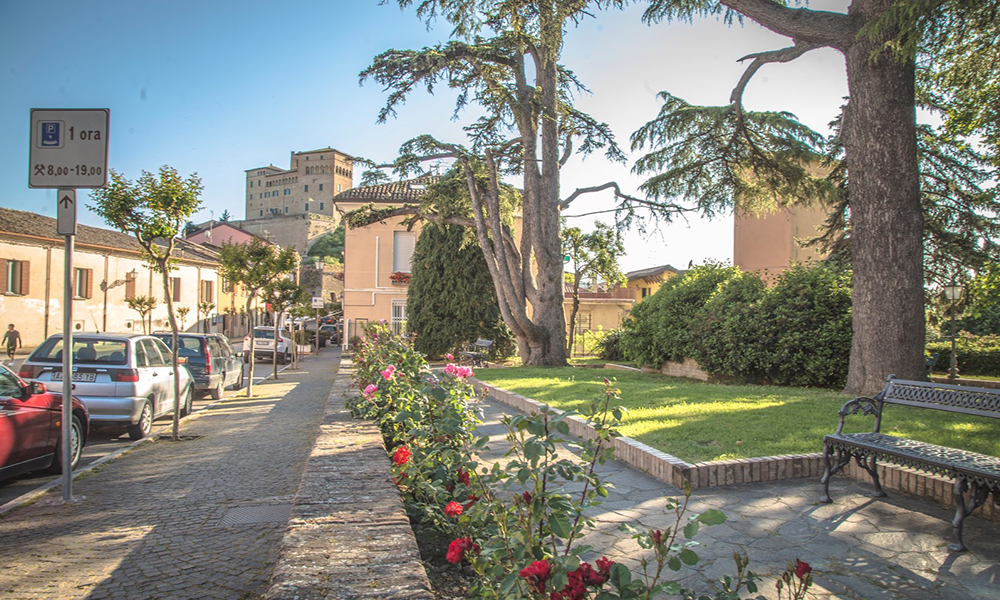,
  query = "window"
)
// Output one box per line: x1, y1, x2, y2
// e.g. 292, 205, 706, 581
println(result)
199, 280, 214, 303
318, 184, 323, 191
0, 259, 29, 295
170, 277, 181, 301
304, 184, 308, 192
304, 203, 309, 211
319, 202, 324, 210
260, 210, 263, 216
284, 206, 288, 213
392, 231, 416, 273
391, 300, 408, 336
222, 277, 232, 293
641, 287, 649, 298
74, 268, 93, 299
337, 184, 342, 192
575, 313, 592, 335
